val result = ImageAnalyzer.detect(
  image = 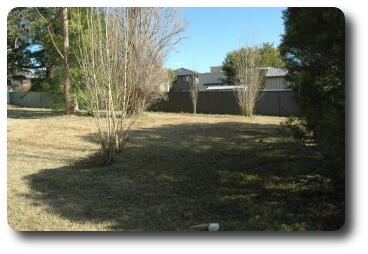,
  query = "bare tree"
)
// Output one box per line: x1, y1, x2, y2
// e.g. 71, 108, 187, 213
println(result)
233, 46, 264, 116
75, 8, 186, 164
189, 74, 199, 114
